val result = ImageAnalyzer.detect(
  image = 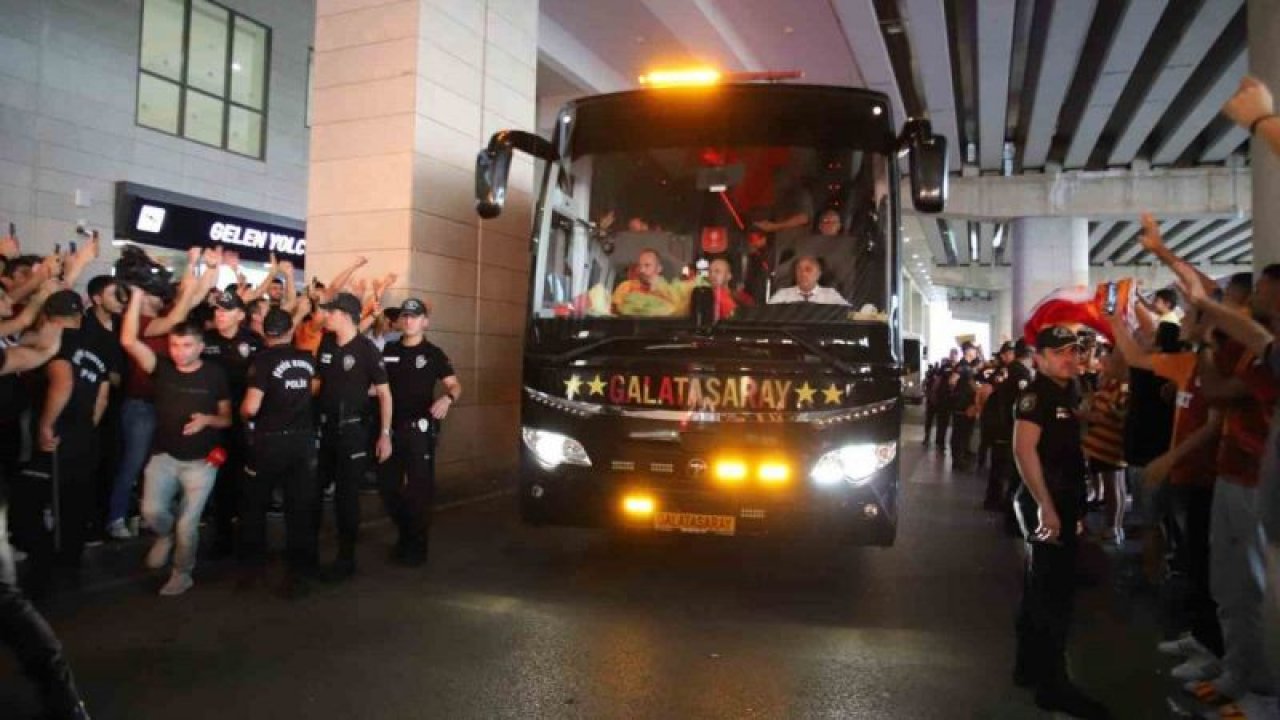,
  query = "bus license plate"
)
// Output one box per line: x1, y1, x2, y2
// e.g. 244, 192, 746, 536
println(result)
653, 511, 736, 536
